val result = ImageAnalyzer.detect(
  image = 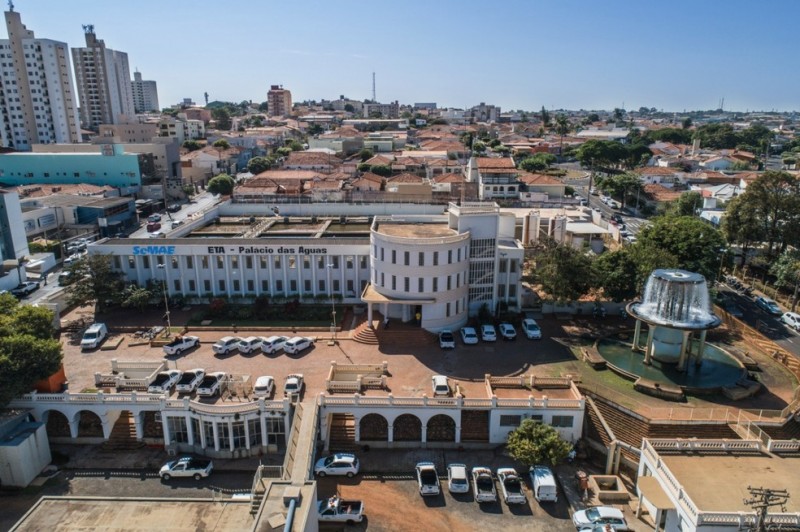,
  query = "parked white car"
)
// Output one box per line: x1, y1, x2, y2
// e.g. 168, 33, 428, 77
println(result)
314, 453, 360, 478
212, 336, 240, 355
572, 507, 629, 531
283, 336, 312, 355
148, 370, 182, 394
782, 312, 800, 331
498, 322, 517, 340
162, 335, 200, 356
261, 335, 288, 354
253, 375, 275, 398
284, 373, 304, 398
438, 330, 455, 349
237, 336, 266, 354
447, 463, 469, 494
460, 327, 479, 345
175, 369, 205, 393
480, 324, 497, 342
431, 375, 450, 397
80, 323, 108, 350
197, 372, 227, 397
522, 318, 542, 340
